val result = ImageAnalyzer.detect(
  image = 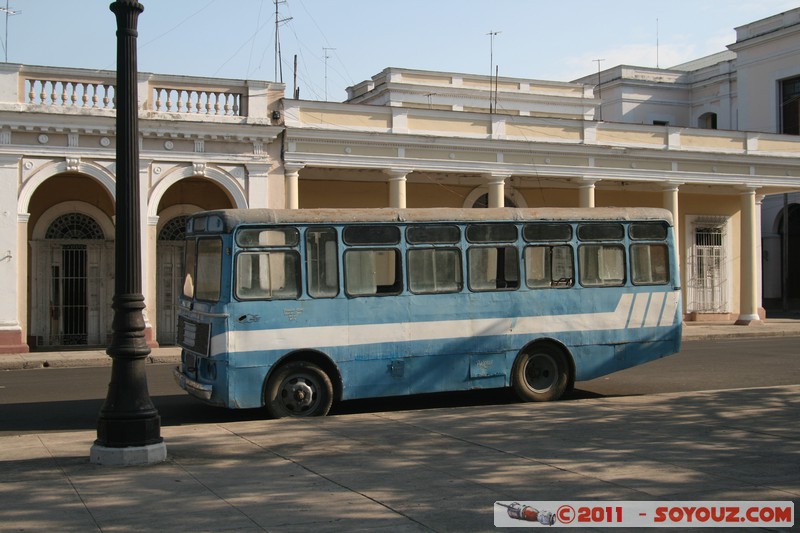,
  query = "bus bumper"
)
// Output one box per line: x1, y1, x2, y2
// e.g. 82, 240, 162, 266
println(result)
173, 366, 213, 401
